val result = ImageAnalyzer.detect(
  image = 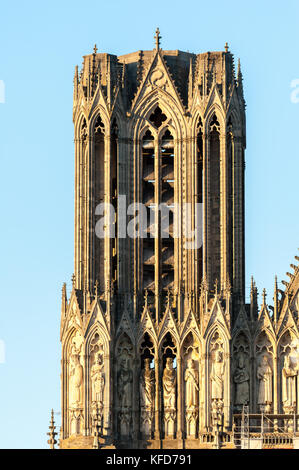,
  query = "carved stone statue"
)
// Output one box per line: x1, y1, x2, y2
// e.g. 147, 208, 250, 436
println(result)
282, 349, 298, 412
233, 352, 249, 409
257, 354, 273, 411
163, 357, 176, 409
140, 358, 155, 437
117, 355, 133, 411
91, 352, 105, 405
184, 358, 199, 409
140, 358, 155, 408
211, 350, 224, 400
69, 348, 83, 409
